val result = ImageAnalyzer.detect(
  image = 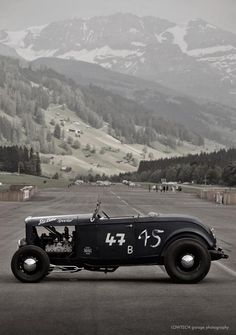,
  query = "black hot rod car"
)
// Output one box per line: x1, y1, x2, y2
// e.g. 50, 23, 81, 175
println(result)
11, 202, 228, 283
